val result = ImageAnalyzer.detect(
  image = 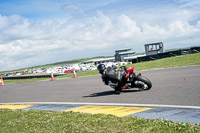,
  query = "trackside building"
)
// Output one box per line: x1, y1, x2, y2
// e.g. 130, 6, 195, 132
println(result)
115, 48, 136, 62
